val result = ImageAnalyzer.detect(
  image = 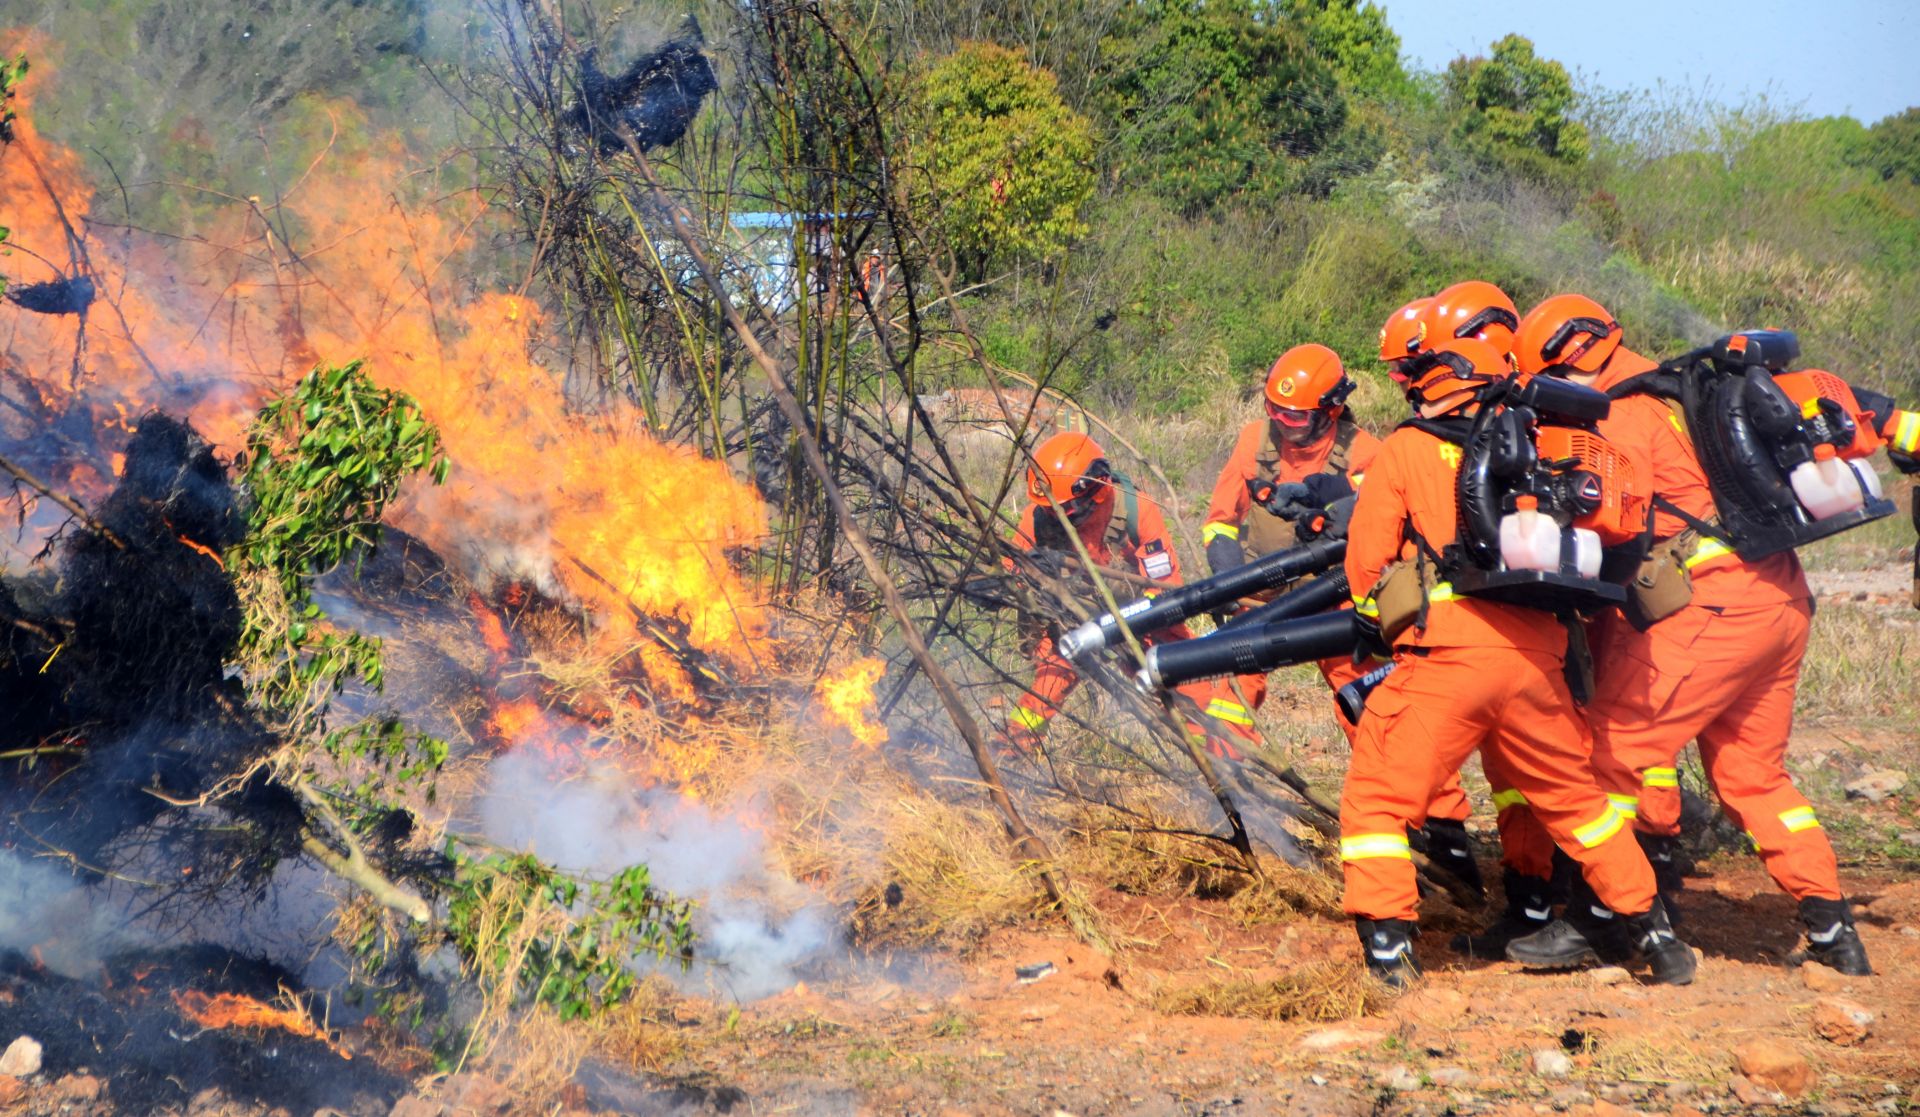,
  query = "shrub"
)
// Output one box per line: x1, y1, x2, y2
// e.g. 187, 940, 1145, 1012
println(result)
914, 41, 1096, 277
